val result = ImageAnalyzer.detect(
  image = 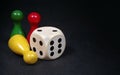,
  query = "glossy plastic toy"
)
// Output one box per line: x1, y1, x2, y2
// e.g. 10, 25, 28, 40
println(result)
10, 10, 25, 37
8, 34, 38, 64
27, 12, 41, 43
